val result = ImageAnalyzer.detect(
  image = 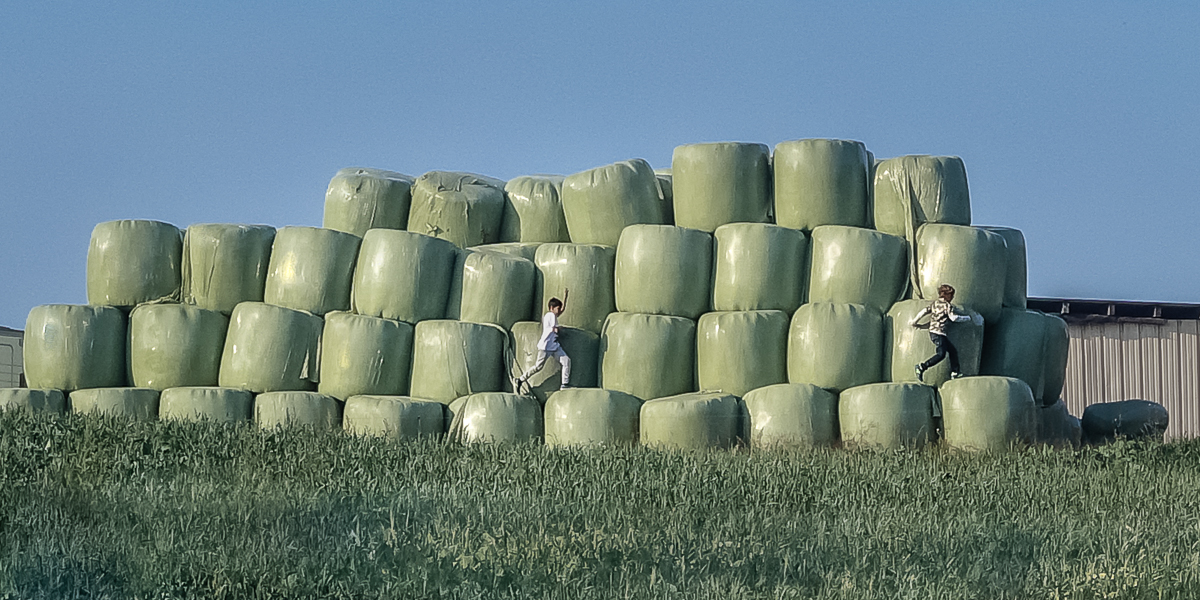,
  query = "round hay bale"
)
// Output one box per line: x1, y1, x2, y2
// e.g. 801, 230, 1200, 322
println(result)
940, 376, 1036, 452
839, 382, 936, 450
68, 388, 158, 420
87, 219, 182, 307
544, 388, 642, 447
343, 395, 445, 439
24, 304, 126, 392
254, 391, 342, 430
639, 392, 743, 451
159, 387, 252, 423
181, 223, 275, 314
323, 167, 414, 237
742, 383, 838, 449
